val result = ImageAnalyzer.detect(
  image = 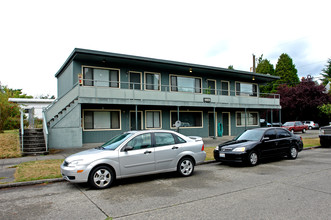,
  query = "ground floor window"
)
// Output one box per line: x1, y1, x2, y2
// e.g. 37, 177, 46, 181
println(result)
83, 110, 120, 130
170, 111, 203, 128
145, 110, 161, 129
236, 111, 258, 126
